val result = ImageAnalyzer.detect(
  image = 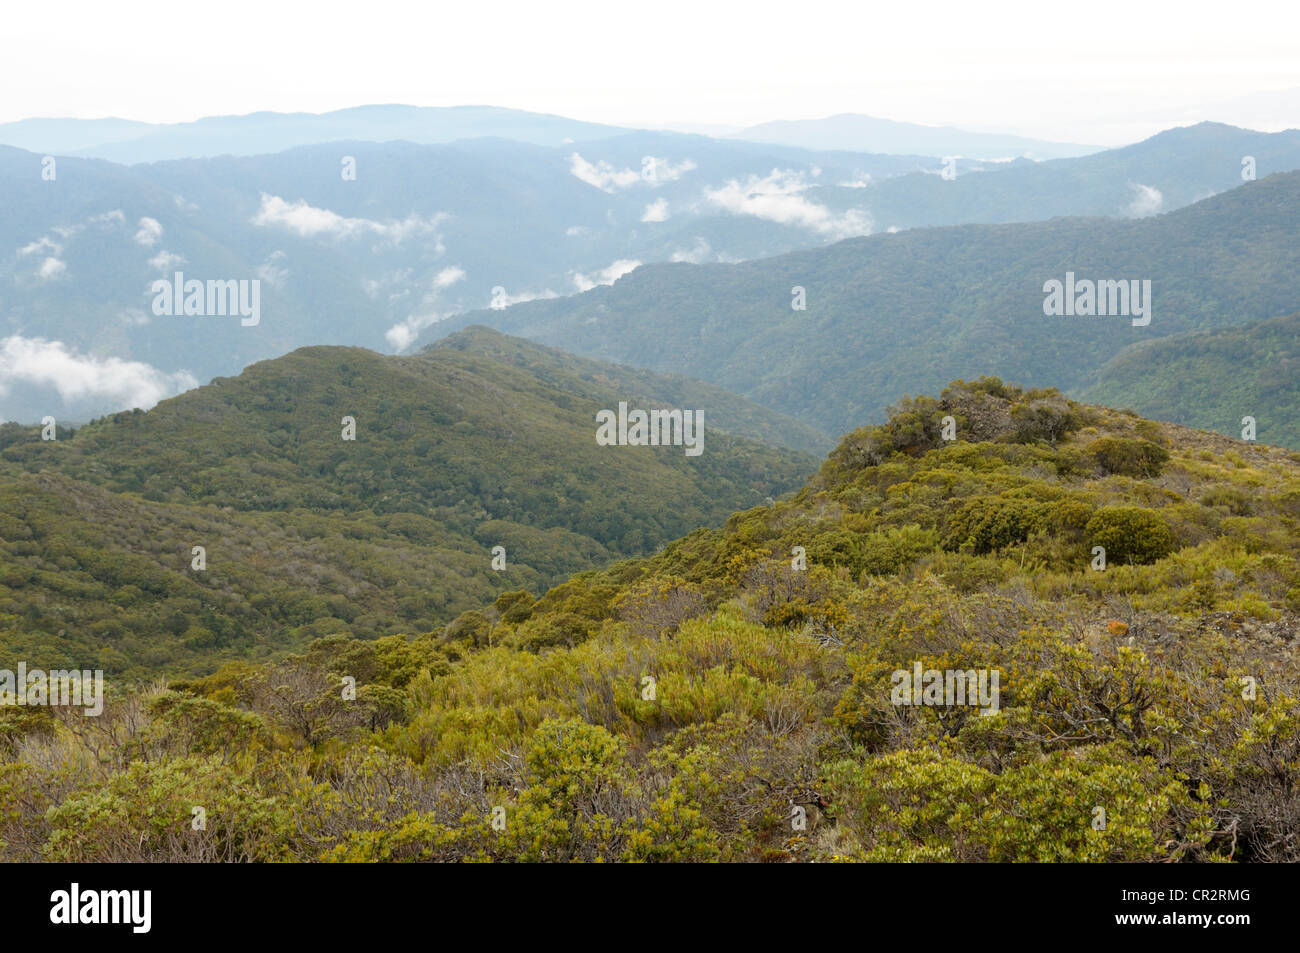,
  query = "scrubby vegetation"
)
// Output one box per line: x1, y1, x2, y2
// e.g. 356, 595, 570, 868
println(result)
2, 379, 1298, 862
